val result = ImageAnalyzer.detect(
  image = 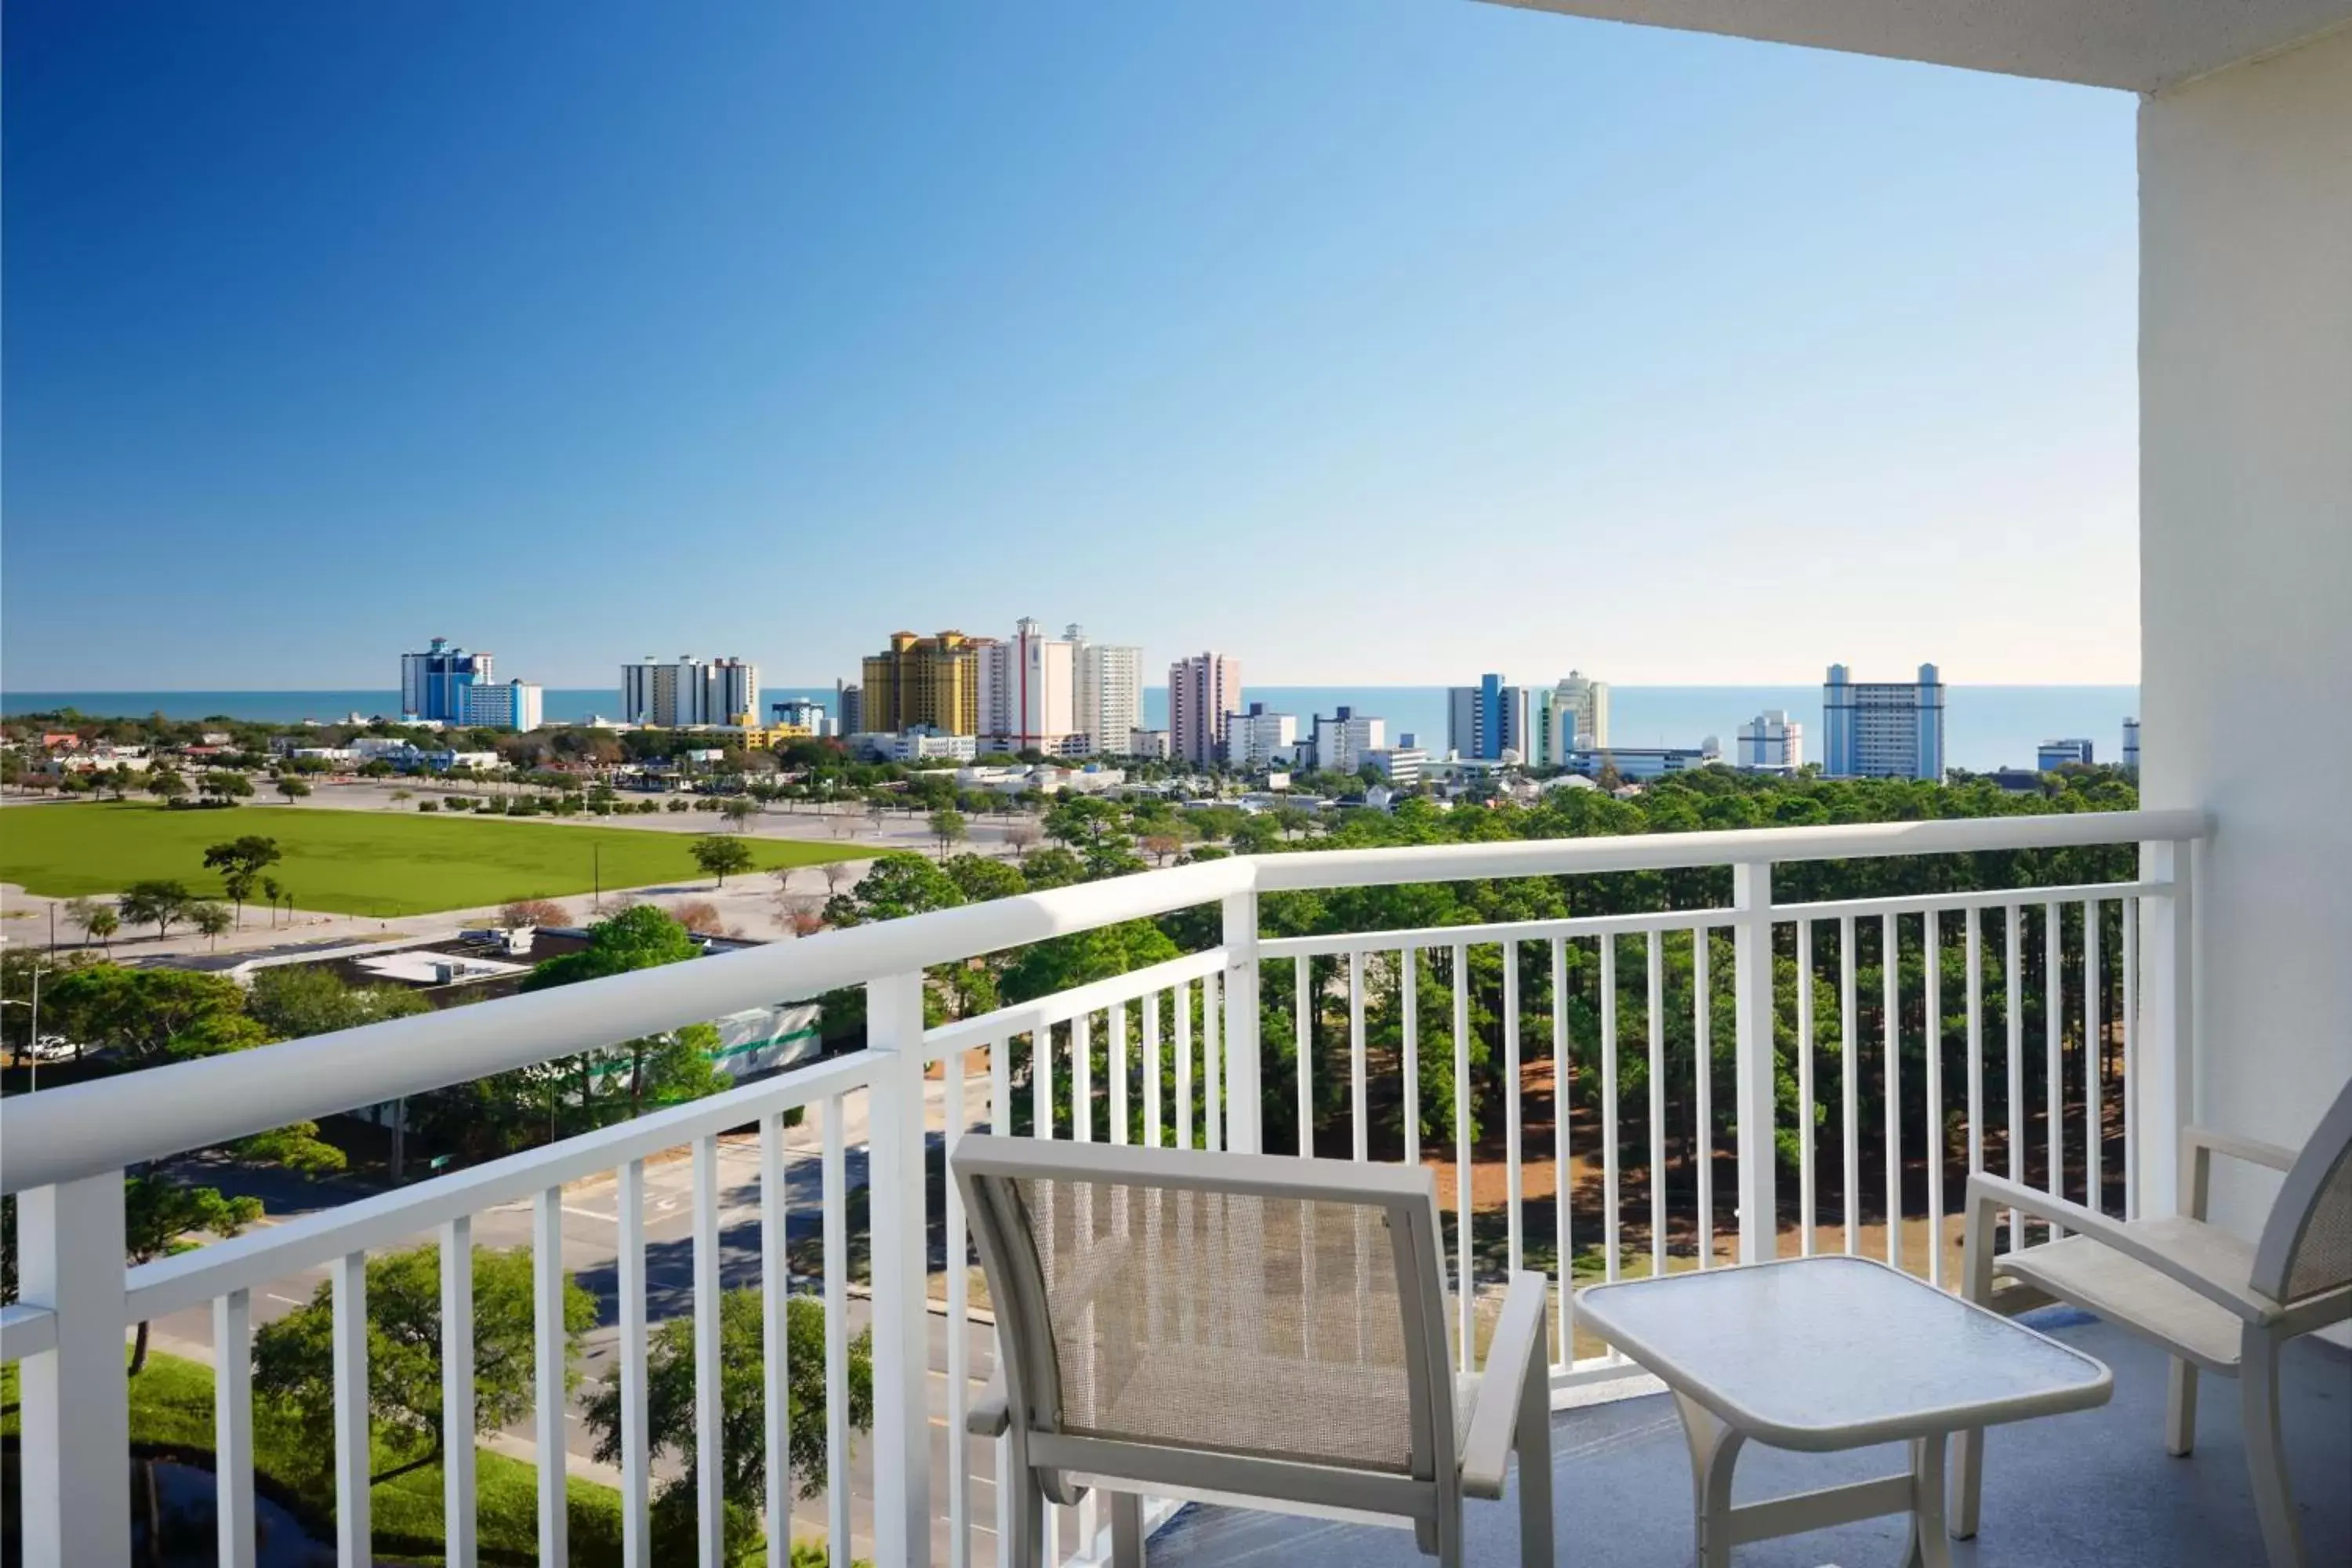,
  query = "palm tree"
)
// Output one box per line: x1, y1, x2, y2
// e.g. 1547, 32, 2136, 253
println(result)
260, 877, 286, 928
